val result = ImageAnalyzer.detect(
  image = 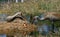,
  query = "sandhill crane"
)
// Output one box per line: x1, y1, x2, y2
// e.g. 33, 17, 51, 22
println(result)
6, 12, 25, 22
39, 12, 60, 20
39, 12, 60, 33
